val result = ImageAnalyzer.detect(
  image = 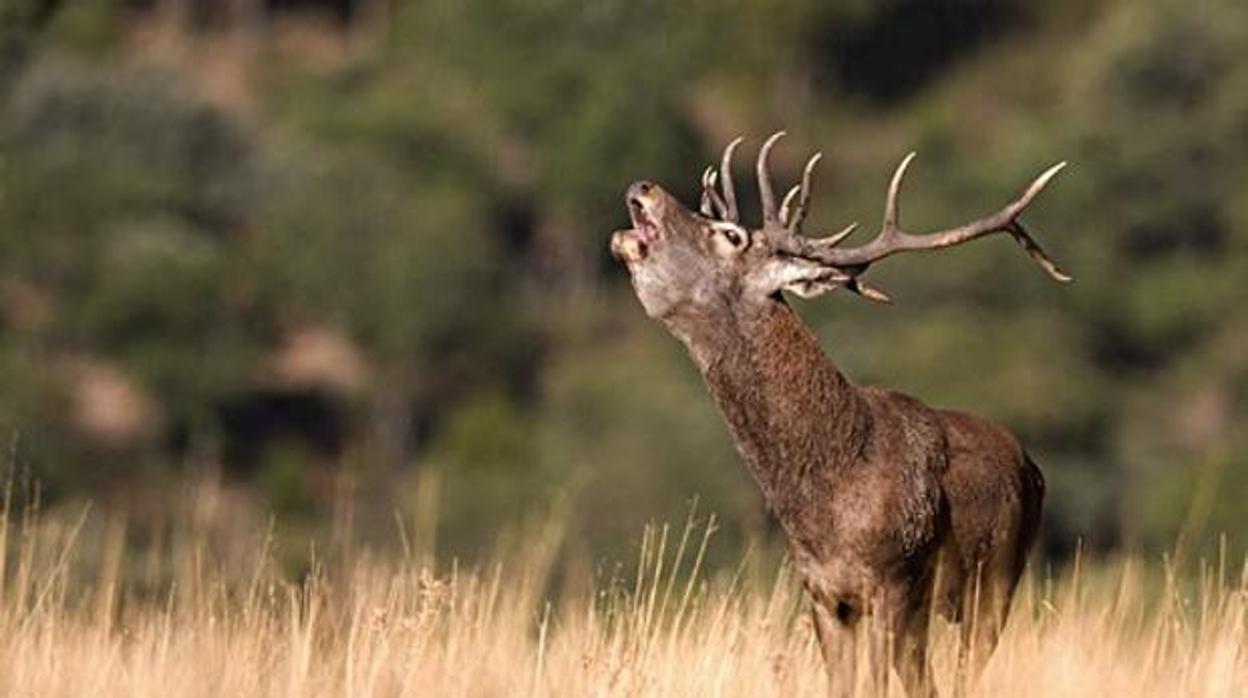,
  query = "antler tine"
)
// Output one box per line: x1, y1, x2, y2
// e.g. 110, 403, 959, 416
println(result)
788, 152, 823, 233
815, 222, 859, 250
779, 185, 800, 228
882, 151, 917, 235
720, 137, 744, 222
804, 155, 1070, 283
757, 131, 786, 226
700, 166, 715, 217
1010, 219, 1073, 283
701, 166, 728, 219
1008, 161, 1067, 218
846, 277, 893, 304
